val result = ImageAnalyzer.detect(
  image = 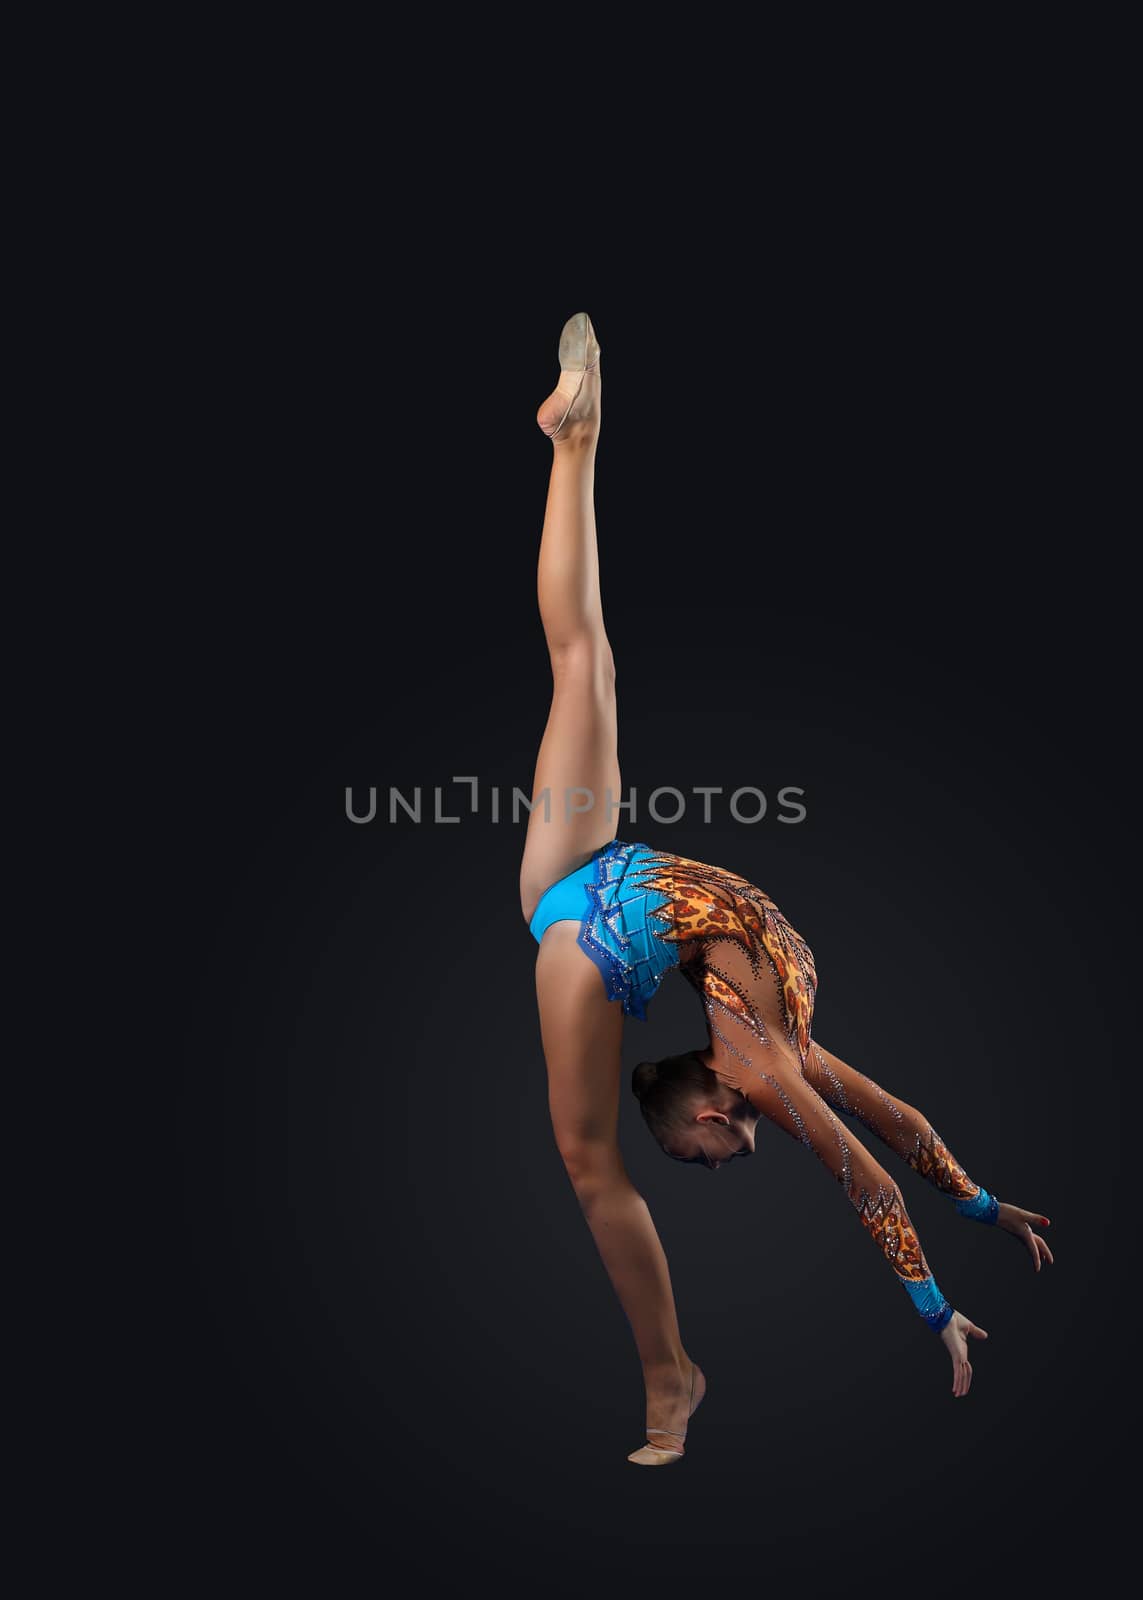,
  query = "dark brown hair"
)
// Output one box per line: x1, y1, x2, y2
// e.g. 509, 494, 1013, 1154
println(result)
631, 1051, 720, 1148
